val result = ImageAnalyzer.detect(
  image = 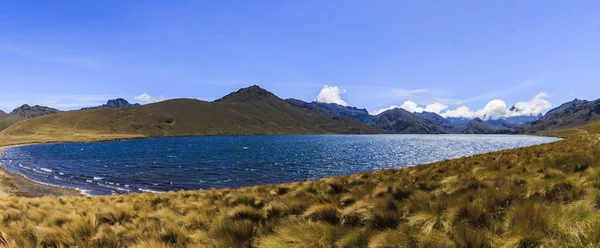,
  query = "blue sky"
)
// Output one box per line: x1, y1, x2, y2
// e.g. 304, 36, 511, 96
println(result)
1, 1, 599, 118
